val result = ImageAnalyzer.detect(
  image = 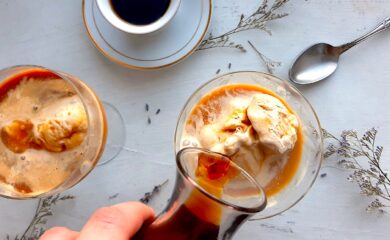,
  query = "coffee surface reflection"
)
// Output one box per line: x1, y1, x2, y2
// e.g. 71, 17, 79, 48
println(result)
110, 0, 171, 25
